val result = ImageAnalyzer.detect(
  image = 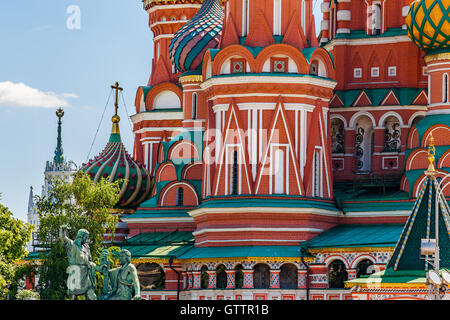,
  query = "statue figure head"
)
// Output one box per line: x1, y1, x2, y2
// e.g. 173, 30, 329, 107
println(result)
119, 249, 131, 265
76, 229, 90, 245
